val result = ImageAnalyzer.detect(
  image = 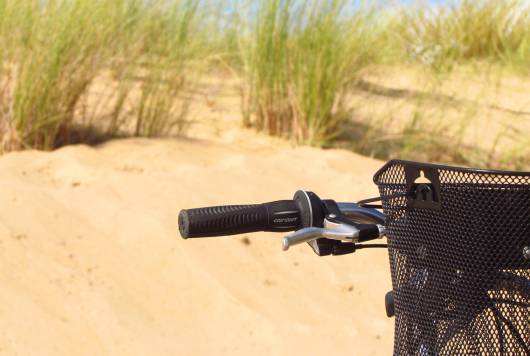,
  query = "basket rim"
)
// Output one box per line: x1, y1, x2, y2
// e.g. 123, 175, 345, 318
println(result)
373, 159, 530, 184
